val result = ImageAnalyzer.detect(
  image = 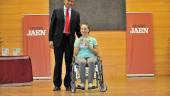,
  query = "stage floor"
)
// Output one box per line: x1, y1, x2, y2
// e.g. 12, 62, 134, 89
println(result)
0, 76, 170, 96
